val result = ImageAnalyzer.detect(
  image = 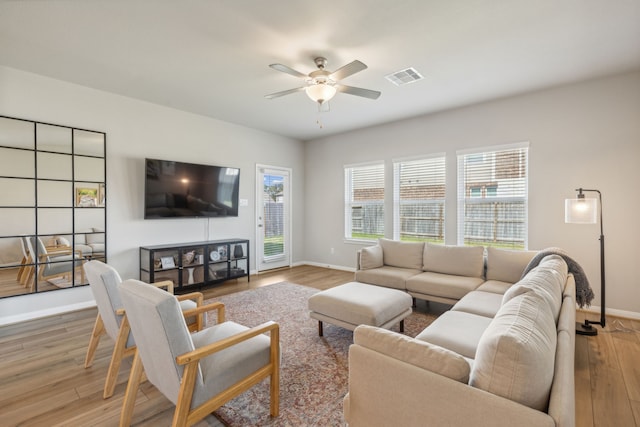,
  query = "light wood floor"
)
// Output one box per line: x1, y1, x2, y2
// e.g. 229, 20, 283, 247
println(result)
0, 265, 638, 426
